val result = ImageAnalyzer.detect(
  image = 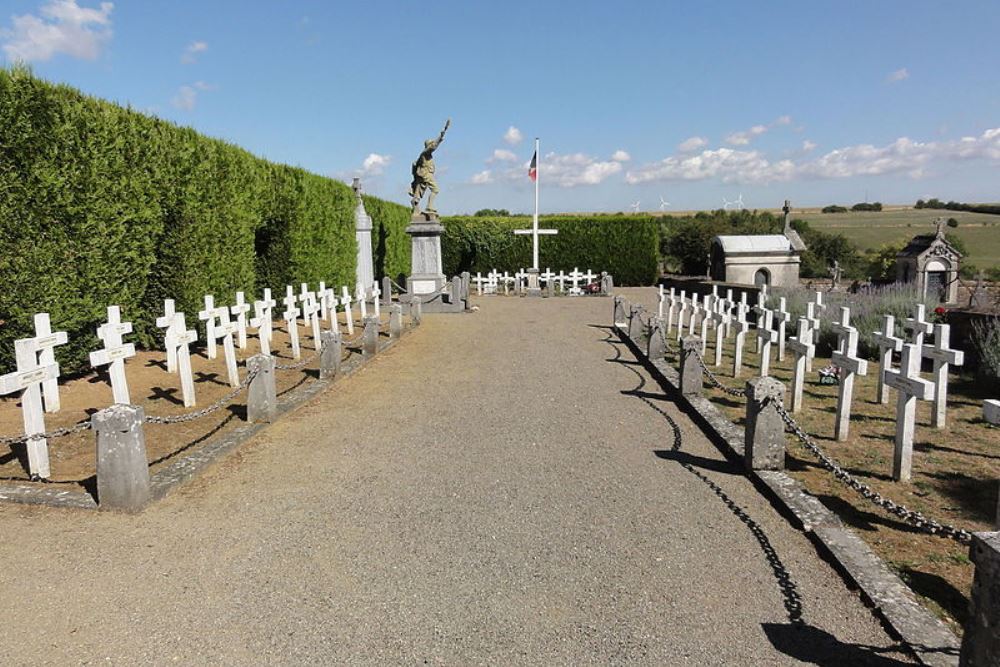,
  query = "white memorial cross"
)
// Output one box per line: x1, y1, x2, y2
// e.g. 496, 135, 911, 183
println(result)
665, 288, 677, 333
804, 302, 819, 372
904, 303, 933, 349
753, 290, 768, 353
198, 295, 217, 359
486, 270, 500, 295
710, 300, 731, 367
318, 281, 328, 321
89, 305, 137, 405
687, 293, 701, 337
699, 293, 715, 355
556, 271, 567, 292
885, 343, 935, 482
283, 286, 302, 359
165, 312, 198, 407
299, 283, 316, 326
774, 297, 791, 362
830, 307, 868, 441
756, 309, 778, 377
513, 198, 557, 270
250, 300, 271, 356
0, 338, 61, 478
302, 291, 322, 352
568, 268, 584, 295
474, 272, 485, 296
540, 268, 555, 287
725, 289, 735, 337
675, 291, 689, 342
356, 283, 369, 319
156, 299, 178, 372
732, 305, 750, 377
583, 269, 596, 286
787, 317, 815, 413
31, 313, 68, 413
872, 314, 903, 405
211, 305, 240, 388
231, 291, 251, 350
341, 286, 355, 335
658, 285, 665, 318
922, 323, 964, 429
325, 288, 340, 334
372, 282, 381, 319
